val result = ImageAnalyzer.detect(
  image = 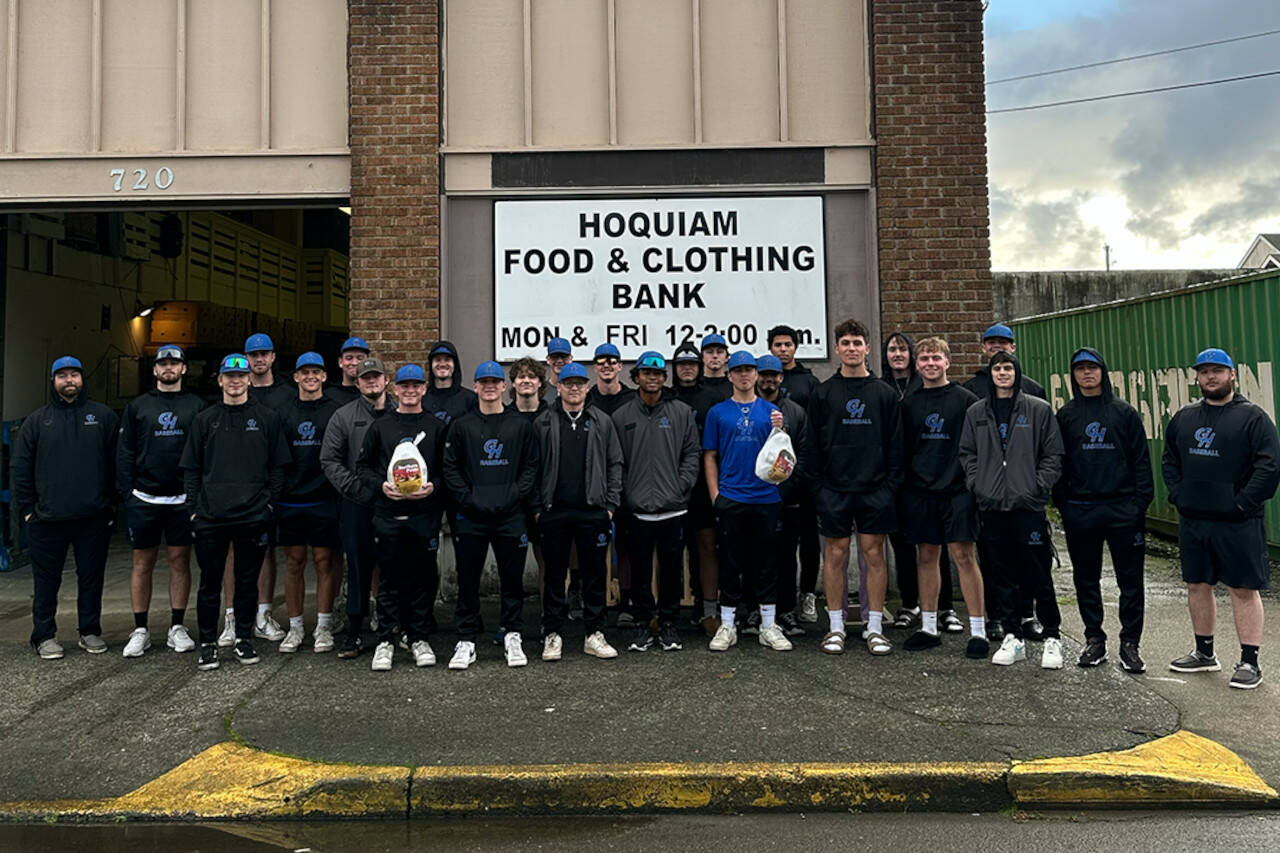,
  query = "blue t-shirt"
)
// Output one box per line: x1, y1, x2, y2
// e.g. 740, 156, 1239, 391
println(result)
702, 397, 781, 505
